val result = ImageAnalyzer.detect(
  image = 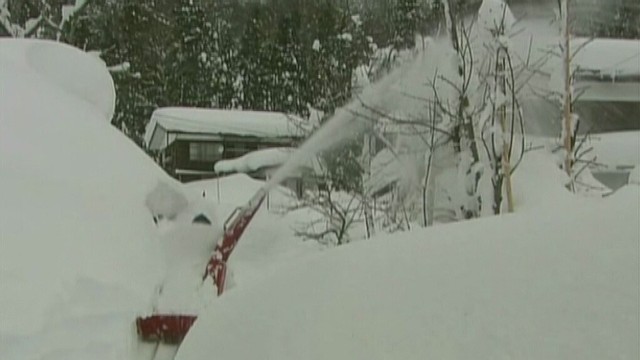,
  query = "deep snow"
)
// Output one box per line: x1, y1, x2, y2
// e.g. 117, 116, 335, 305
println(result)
2, 3, 639, 359
177, 153, 640, 360
0, 39, 181, 360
